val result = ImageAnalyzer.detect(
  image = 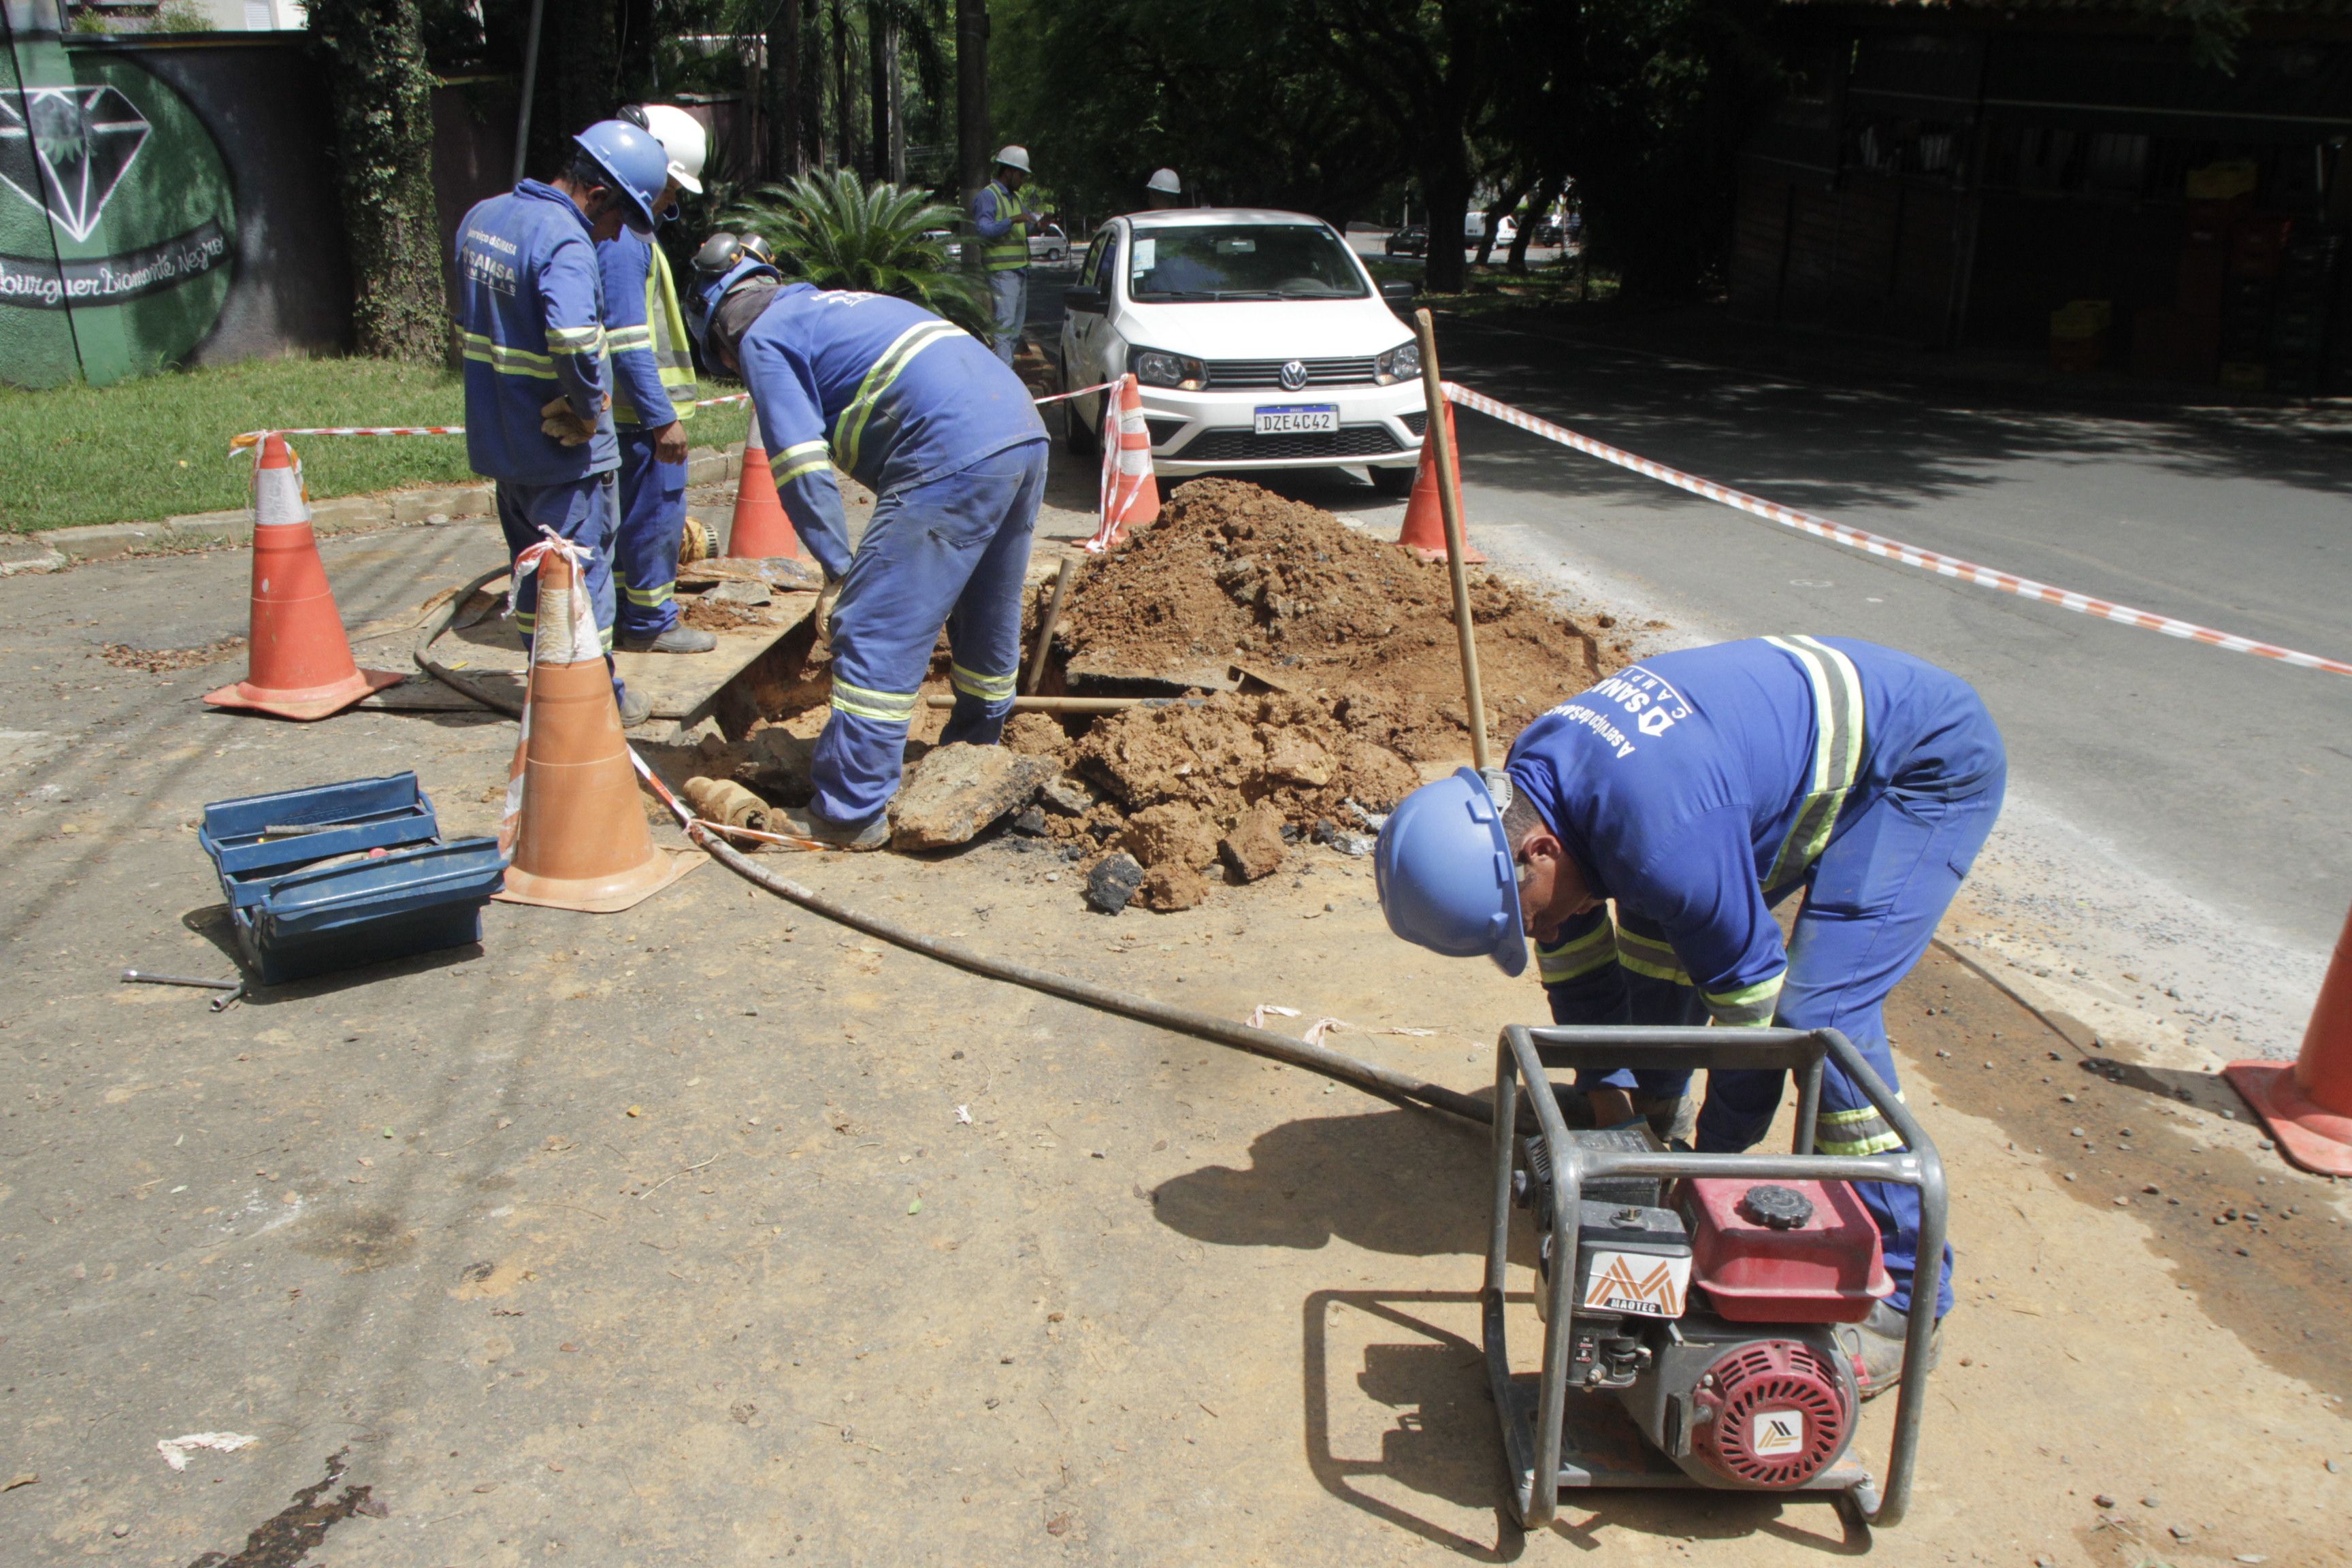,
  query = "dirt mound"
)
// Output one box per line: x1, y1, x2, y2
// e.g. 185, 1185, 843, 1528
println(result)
1054, 478, 1610, 759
